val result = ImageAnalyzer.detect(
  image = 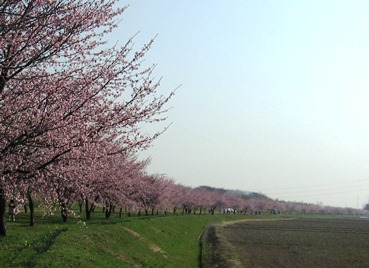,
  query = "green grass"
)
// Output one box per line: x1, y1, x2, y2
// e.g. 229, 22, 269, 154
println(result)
2, 209, 362, 267
0, 208, 252, 267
